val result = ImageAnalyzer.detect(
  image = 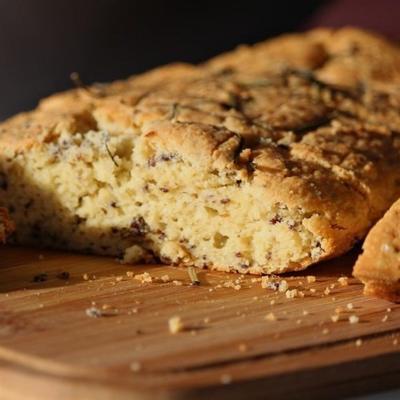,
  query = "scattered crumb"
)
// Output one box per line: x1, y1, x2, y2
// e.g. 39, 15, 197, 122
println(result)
322, 328, 329, 335
203, 317, 210, 324
331, 315, 339, 323
346, 303, 354, 310
238, 343, 248, 352
349, 315, 359, 324
188, 266, 200, 286
310, 288, 317, 294
296, 319, 302, 324
302, 310, 309, 316
134, 272, 152, 284
160, 274, 170, 283
115, 276, 124, 282
335, 306, 344, 314
85, 306, 117, 318
260, 276, 270, 289
168, 316, 185, 334
265, 312, 277, 321
270, 300, 276, 306
253, 296, 259, 301
355, 339, 363, 347
387, 308, 392, 313
382, 315, 388, 322
285, 289, 298, 299
173, 280, 183, 286
220, 374, 232, 385
324, 287, 331, 296
306, 276, 316, 283
329, 283, 336, 289
338, 277, 349, 286
130, 361, 142, 372
393, 338, 398, 346
83, 273, 89, 281
278, 280, 288, 293
126, 271, 134, 278
261, 276, 279, 291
